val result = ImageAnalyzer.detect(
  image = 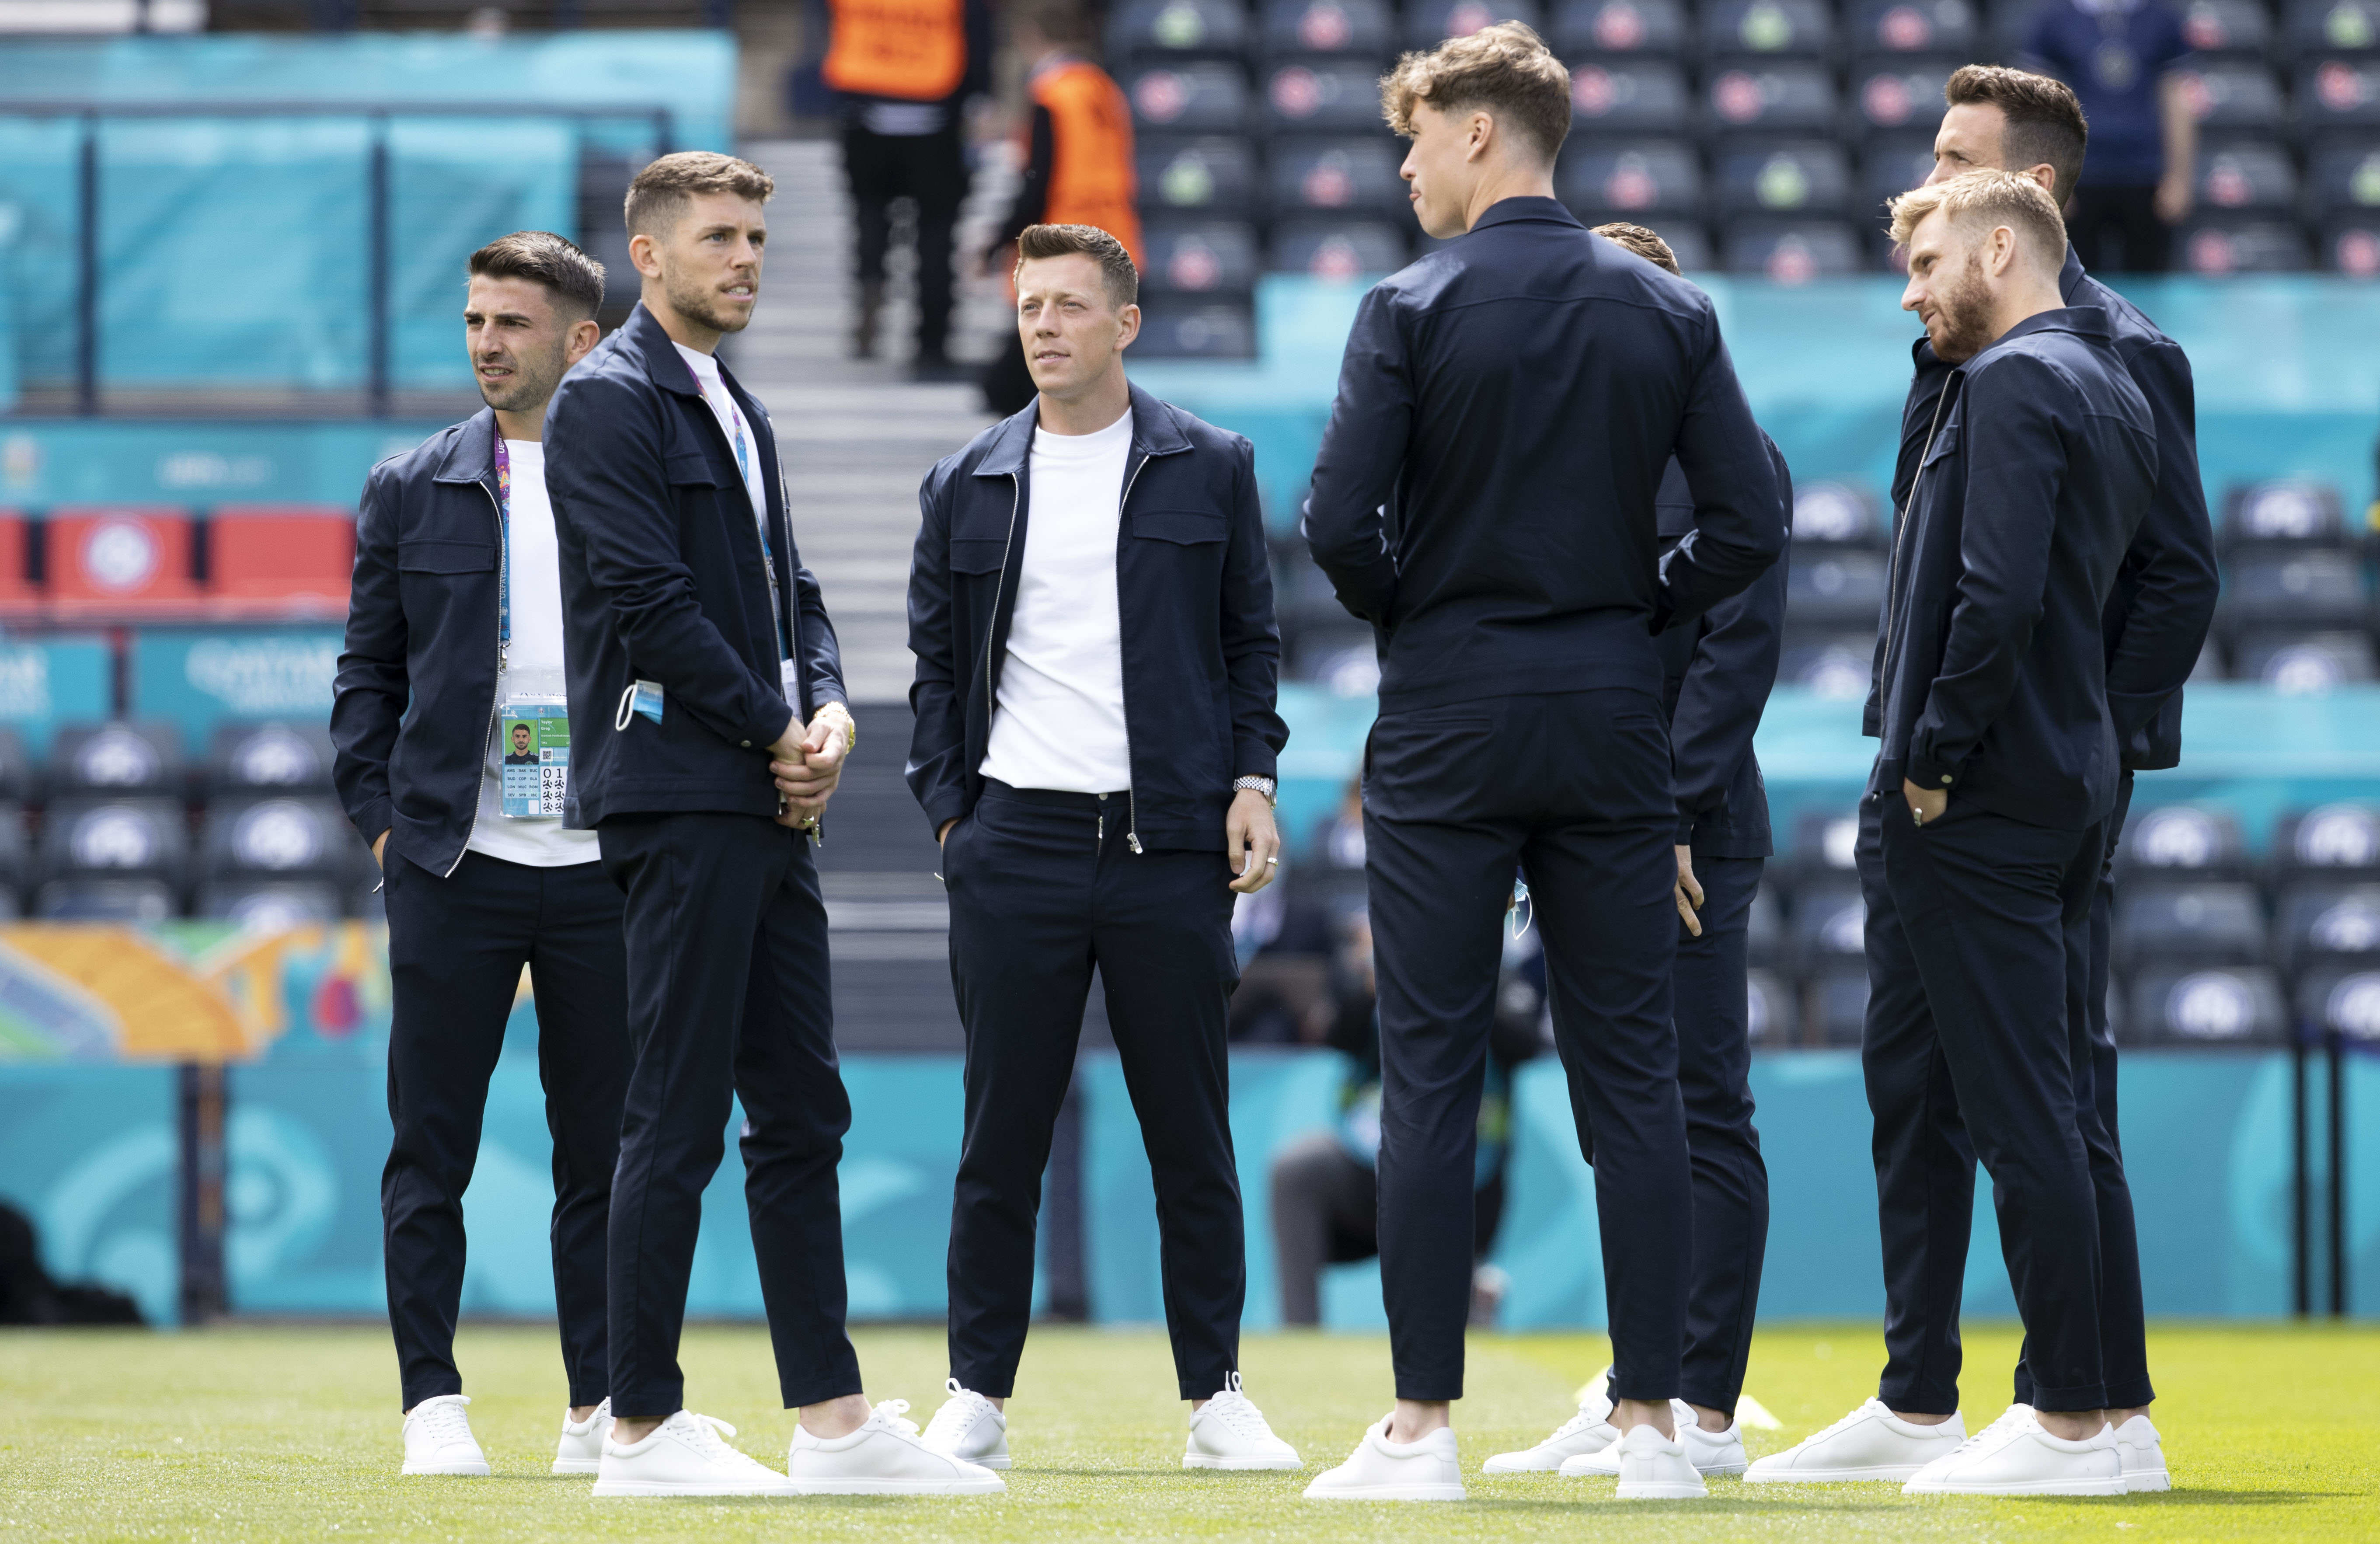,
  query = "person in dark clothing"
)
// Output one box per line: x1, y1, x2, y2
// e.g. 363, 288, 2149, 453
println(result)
332, 230, 627, 1479
2022, 0, 2195, 272
1757, 171, 2156, 1498
1757, 67, 2211, 1496
822, 0, 992, 377
1300, 25, 1784, 1506
1488, 217, 1791, 1482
